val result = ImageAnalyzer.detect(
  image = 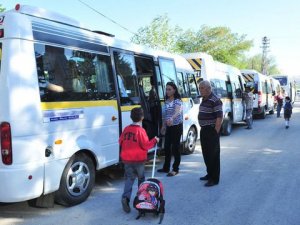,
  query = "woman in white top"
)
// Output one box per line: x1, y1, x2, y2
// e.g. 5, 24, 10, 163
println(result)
157, 82, 183, 176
